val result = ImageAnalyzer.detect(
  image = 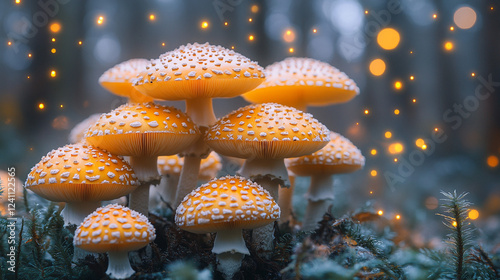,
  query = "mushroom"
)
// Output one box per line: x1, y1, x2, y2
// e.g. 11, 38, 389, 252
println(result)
68, 113, 102, 144
243, 57, 359, 112
99, 59, 154, 103
133, 43, 265, 207
286, 132, 365, 231
205, 103, 330, 255
175, 176, 280, 279
154, 151, 222, 207
84, 102, 200, 215
277, 170, 296, 225
25, 143, 138, 226
74, 204, 156, 279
